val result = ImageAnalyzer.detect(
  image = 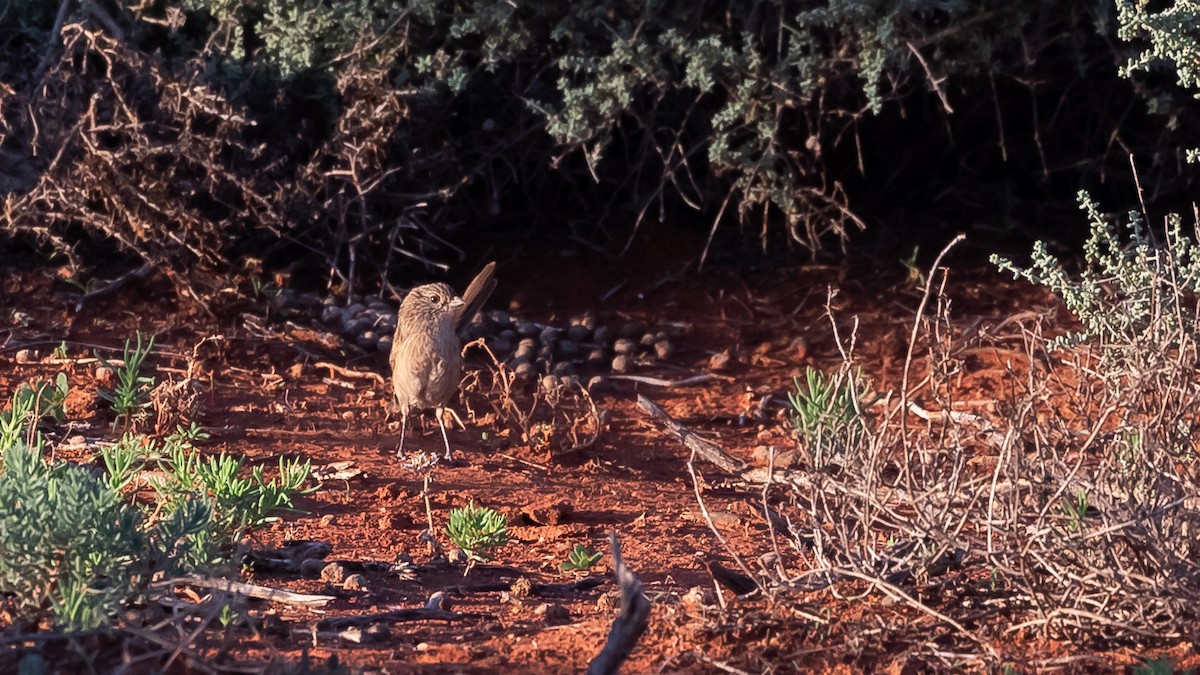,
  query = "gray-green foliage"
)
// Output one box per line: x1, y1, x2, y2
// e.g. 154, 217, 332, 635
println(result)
0, 442, 210, 631
445, 501, 509, 563
182, 0, 404, 77
0, 377, 312, 630
136, 0, 1064, 253
96, 332, 156, 425
1117, 1, 1200, 96
991, 190, 1200, 352
788, 367, 870, 467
